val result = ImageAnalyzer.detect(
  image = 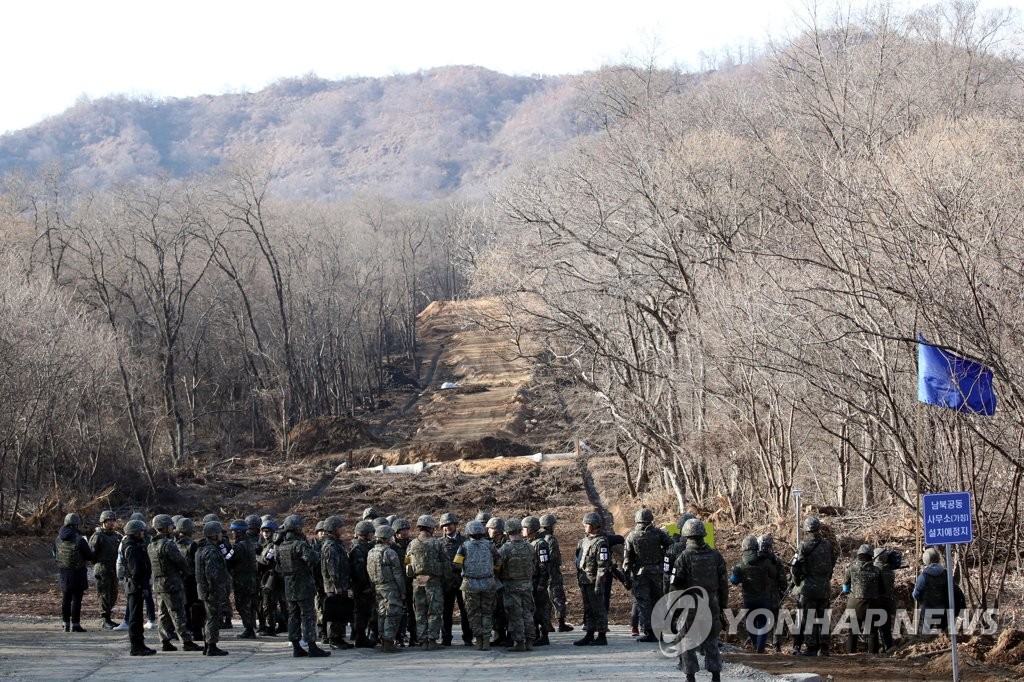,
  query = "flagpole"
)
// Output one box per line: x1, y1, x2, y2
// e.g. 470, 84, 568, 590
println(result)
914, 402, 924, 562
946, 543, 959, 682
